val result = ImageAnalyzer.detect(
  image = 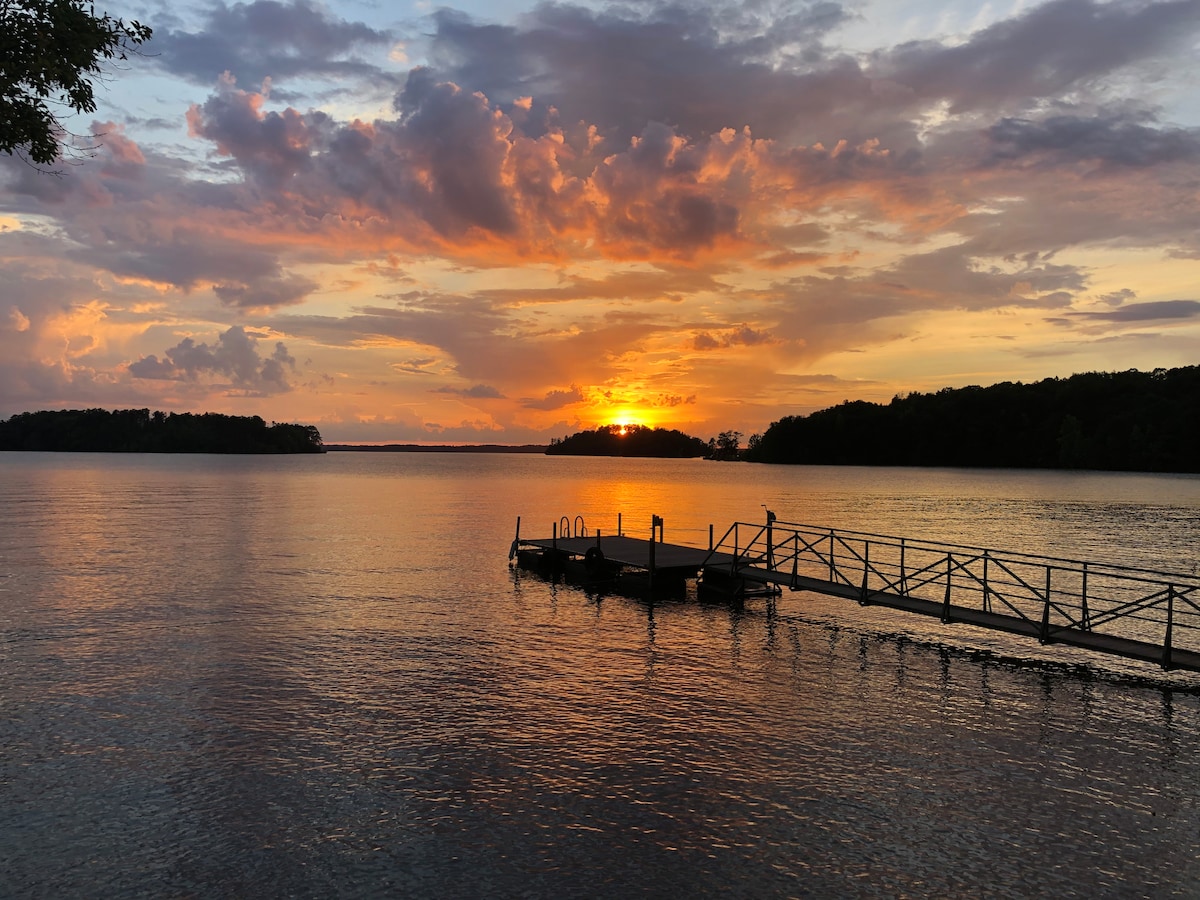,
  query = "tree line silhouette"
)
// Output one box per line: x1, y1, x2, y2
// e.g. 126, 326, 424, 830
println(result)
547, 424, 709, 457
744, 366, 1200, 473
0, 409, 324, 453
